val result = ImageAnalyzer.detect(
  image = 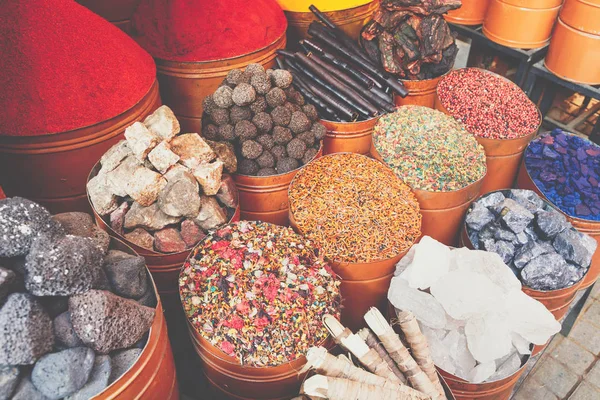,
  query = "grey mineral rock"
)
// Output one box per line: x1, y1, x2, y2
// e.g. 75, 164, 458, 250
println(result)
102, 251, 148, 299
32, 347, 95, 399
478, 192, 506, 208
65, 355, 111, 400
0, 366, 20, 400
137, 287, 157, 308
521, 252, 572, 290
109, 348, 142, 384
0, 293, 53, 365
491, 240, 516, 265
0, 266, 17, 304
535, 209, 568, 239
513, 241, 555, 269
157, 172, 201, 218
124, 202, 182, 232
11, 374, 49, 400
494, 228, 517, 243
52, 212, 110, 254
53, 312, 84, 348
466, 203, 495, 231
494, 199, 535, 234
508, 189, 545, 213
553, 229, 597, 268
